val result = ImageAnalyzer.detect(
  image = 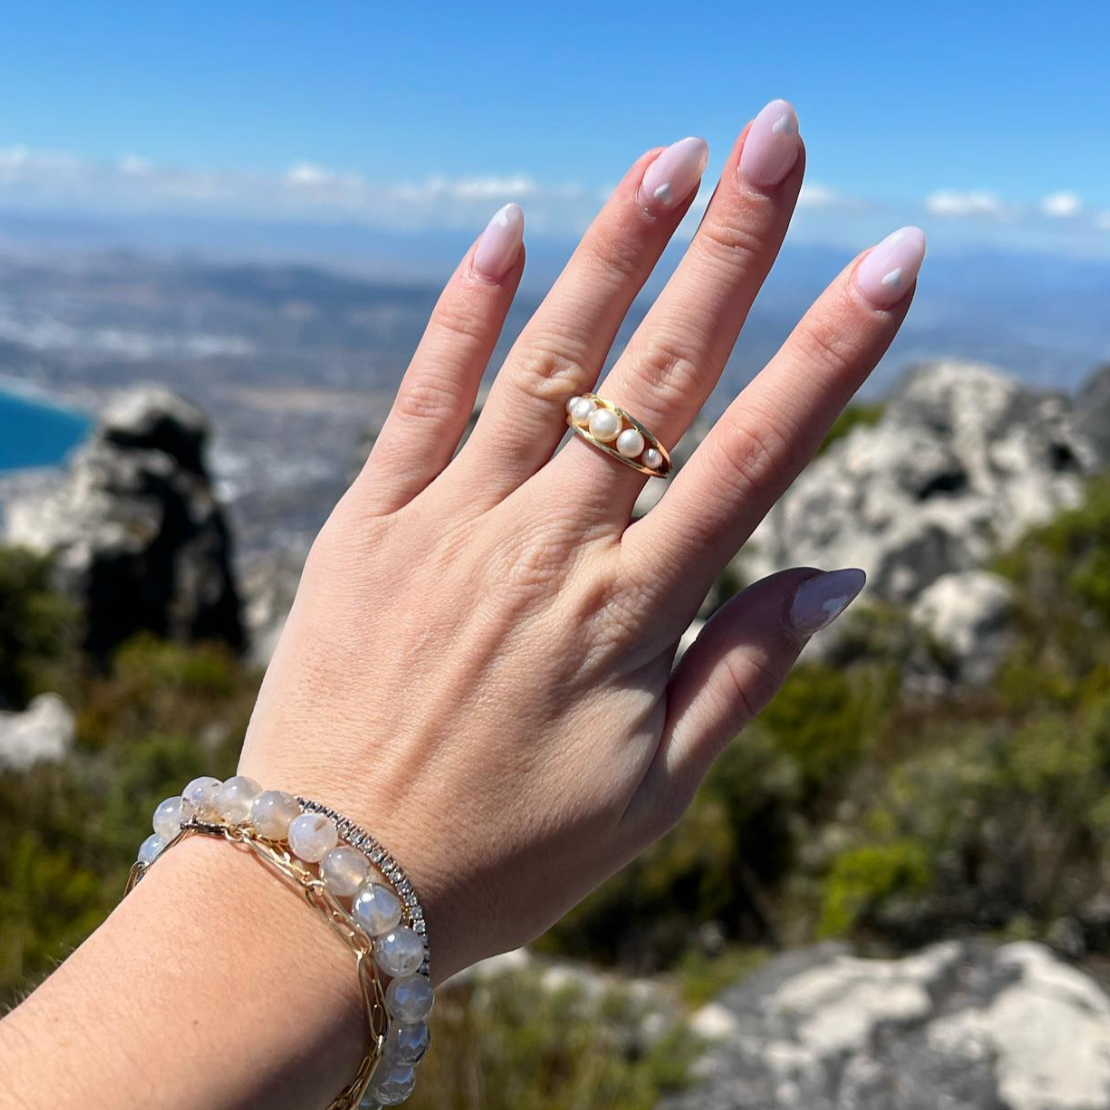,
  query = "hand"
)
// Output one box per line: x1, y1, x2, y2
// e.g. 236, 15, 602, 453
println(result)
239, 99, 924, 983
